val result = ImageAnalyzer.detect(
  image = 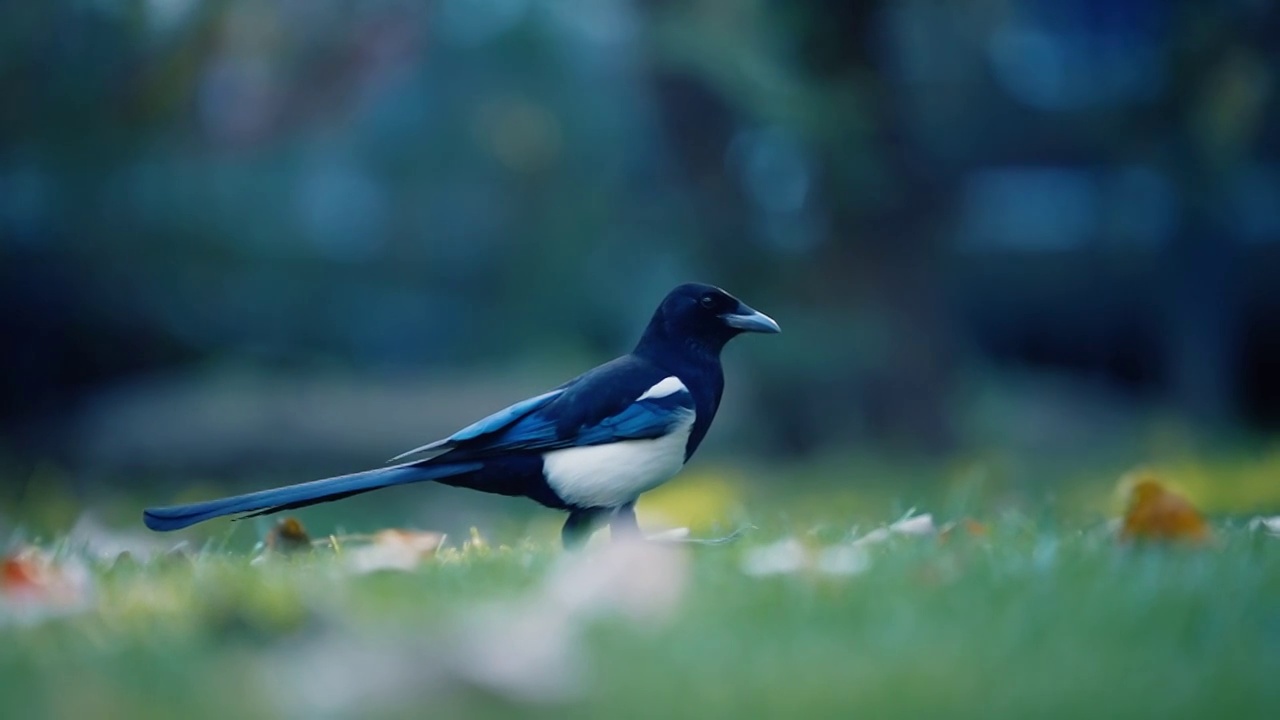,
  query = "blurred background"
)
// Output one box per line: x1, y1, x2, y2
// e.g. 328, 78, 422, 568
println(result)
2, 0, 1279, 536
